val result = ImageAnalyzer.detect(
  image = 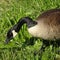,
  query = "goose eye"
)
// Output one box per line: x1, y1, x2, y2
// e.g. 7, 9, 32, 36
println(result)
7, 31, 13, 38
